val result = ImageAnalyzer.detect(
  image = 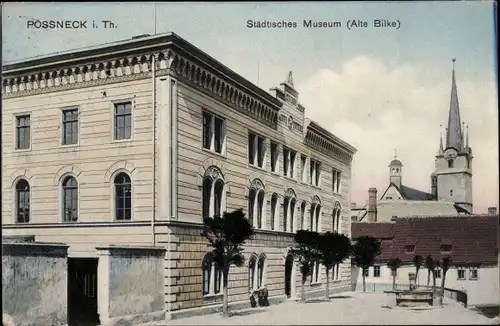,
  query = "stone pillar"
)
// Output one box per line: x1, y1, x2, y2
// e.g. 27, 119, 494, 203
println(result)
367, 188, 378, 223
